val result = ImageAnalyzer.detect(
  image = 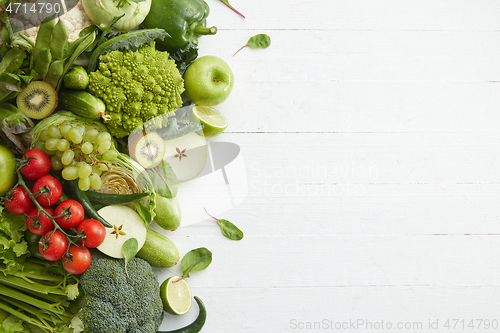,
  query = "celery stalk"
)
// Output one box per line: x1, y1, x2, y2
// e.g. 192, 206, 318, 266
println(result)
0, 284, 66, 315
0, 274, 68, 296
